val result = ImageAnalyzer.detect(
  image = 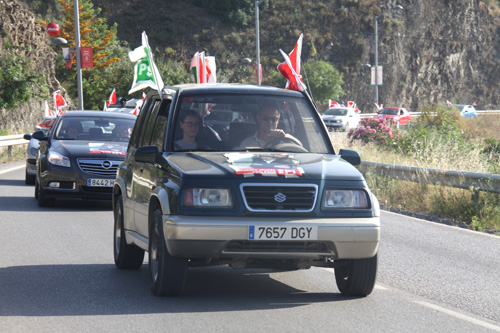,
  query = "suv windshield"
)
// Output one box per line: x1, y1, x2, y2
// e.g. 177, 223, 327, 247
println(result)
324, 108, 347, 116
173, 93, 330, 153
